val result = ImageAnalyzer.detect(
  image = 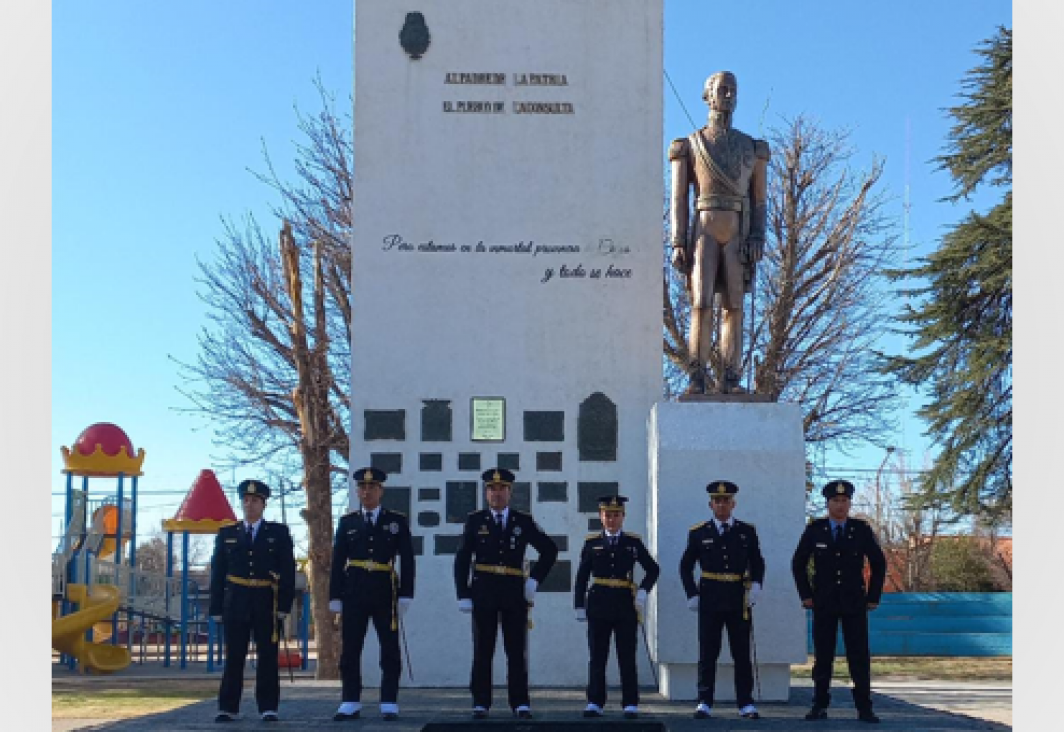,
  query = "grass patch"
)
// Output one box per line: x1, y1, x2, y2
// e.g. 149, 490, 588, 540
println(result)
790, 655, 1012, 681
52, 683, 217, 719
